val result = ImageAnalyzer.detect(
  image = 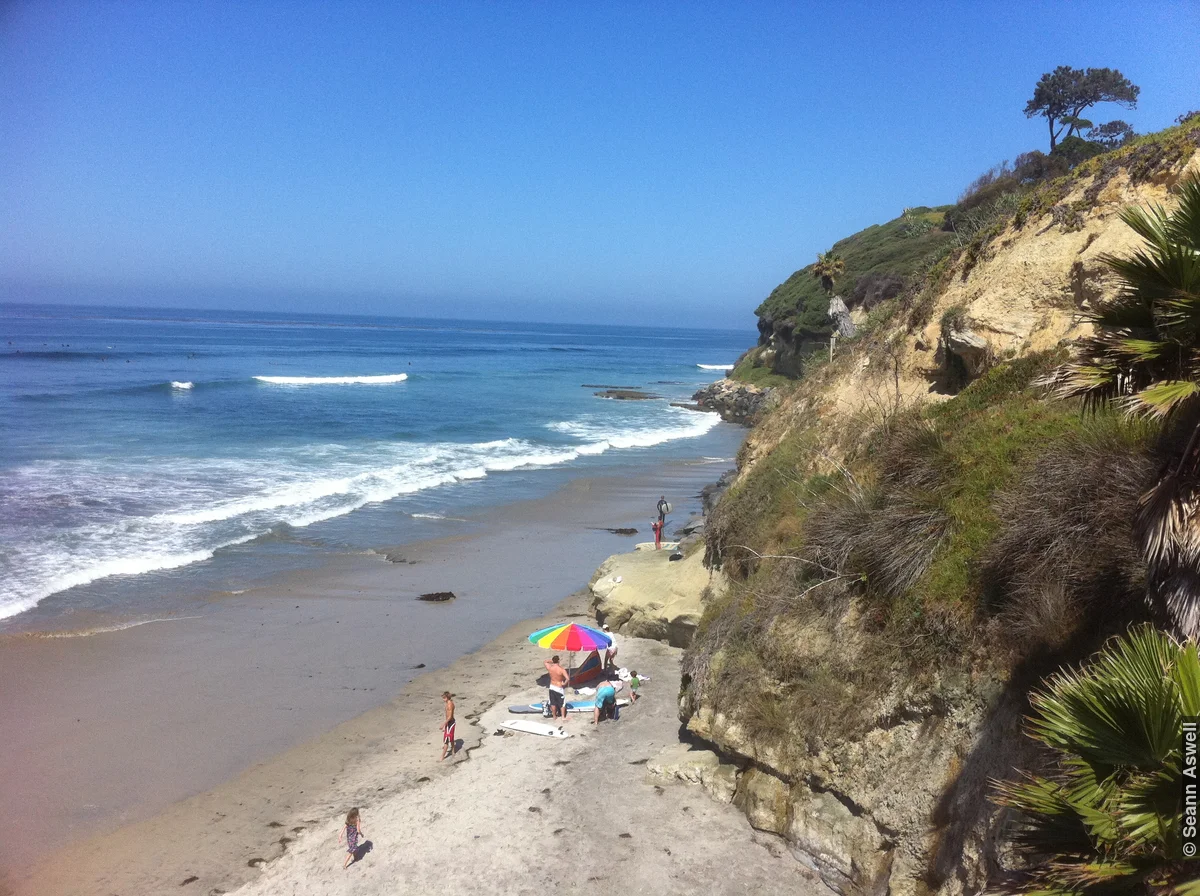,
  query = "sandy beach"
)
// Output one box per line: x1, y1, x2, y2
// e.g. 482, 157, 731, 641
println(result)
11, 588, 821, 896
0, 455, 799, 896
